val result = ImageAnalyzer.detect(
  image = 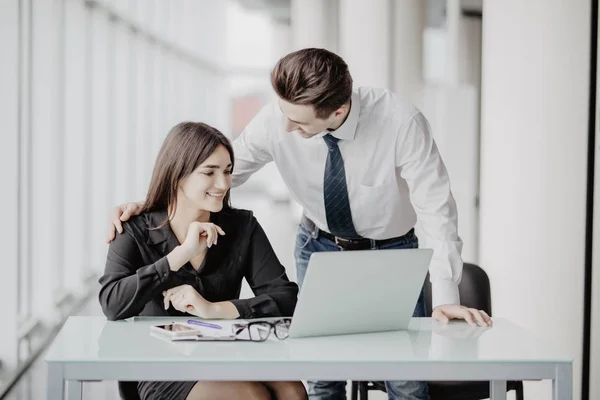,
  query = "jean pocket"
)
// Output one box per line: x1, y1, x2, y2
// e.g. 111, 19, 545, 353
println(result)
295, 224, 313, 250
